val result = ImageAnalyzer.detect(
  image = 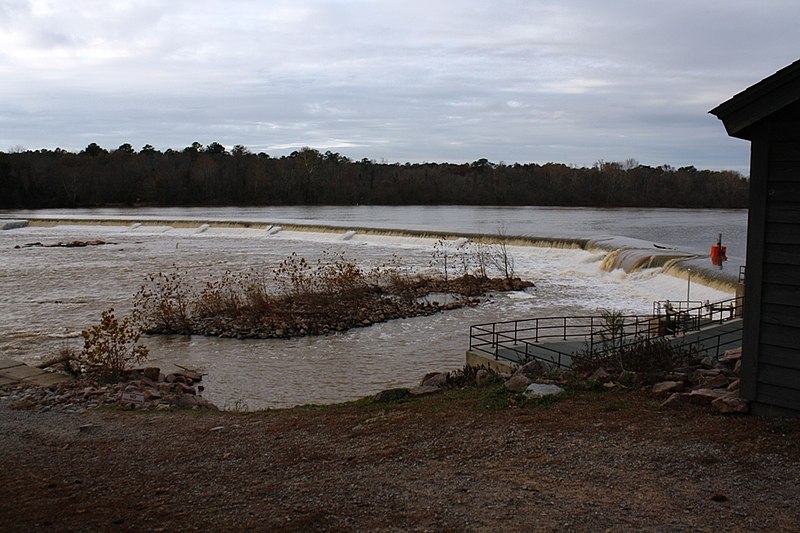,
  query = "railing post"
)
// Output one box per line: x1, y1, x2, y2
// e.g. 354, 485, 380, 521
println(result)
493, 323, 498, 360
514, 321, 518, 344
563, 317, 567, 340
